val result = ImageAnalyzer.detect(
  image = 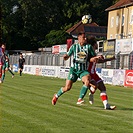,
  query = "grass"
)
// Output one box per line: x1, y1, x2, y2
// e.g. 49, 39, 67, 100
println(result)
0, 72, 133, 133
